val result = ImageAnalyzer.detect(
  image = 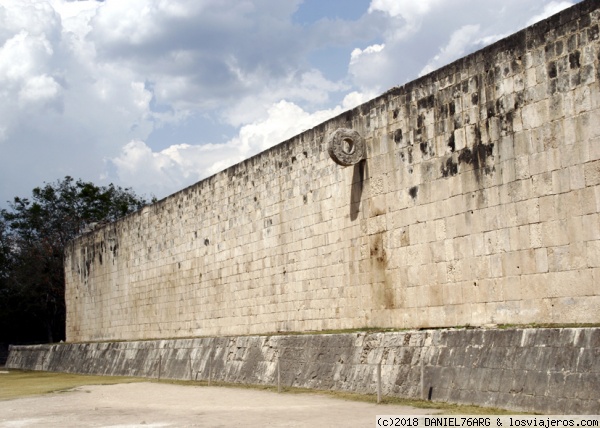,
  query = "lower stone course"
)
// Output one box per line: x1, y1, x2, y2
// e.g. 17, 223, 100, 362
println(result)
7, 328, 600, 414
